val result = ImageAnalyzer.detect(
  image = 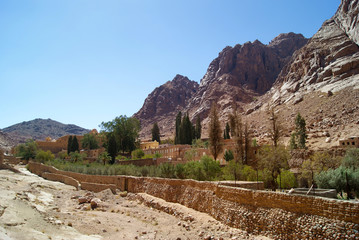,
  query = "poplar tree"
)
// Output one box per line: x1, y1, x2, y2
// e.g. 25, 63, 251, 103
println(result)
107, 134, 117, 164
195, 116, 202, 140
229, 108, 244, 163
67, 136, 73, 154
268, 108, 283, 147
151, 122, 160, 143
72, 136, 79, 152
295, 113, 307, 149
174, 112, 182, 144
209, 103, 223, 160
